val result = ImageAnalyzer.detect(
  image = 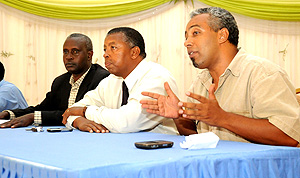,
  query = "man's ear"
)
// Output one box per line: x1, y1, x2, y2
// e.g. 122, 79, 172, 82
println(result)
218, 28, 229, 44
87, 51, 93, 61
131, 46, 140, 59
